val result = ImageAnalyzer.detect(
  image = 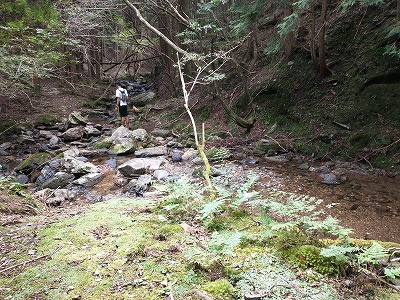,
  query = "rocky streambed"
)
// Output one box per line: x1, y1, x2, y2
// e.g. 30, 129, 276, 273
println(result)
0, 110, 399, 243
